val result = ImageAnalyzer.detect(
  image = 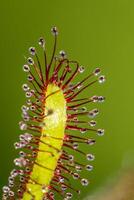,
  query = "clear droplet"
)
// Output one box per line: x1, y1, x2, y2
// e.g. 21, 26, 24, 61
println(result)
73, 143, 79, 149
39, 37, 45, 47
89, 120, 97, 127
81, 107, 87, 112
80, 128, 87, 134
66, 192, 73, 199
87, 139, 96, 145
29, 47, 36, 55
27, 74, 34, 82
22, 83, 29, 91
25, 91, 32, 98
68, 155, 74, 161
91, 95, 98, 102
23, 64, 30, 72
30, 105, 36, 111
59, 50, 66, 58
61, 184, 67, 191
98, 75, 105, 83
10, 169, 18, 178
73, 173, 79, 179
51, 26, 58, 35
97, 129, 105, 136
86, 165, 93, 171
98, 96, 105, 102
94, 68, 101, 76
78, 66, 85, 73
2, 186, 10, 193
86, 153, 95, 161
81, 178, 89, 186
9, 191, 14, 197
27, 57, 34, 65
19, 121, 27, 130
75, 165, 82, 171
